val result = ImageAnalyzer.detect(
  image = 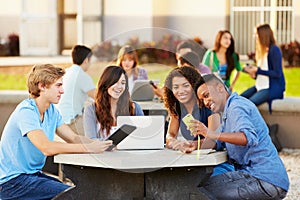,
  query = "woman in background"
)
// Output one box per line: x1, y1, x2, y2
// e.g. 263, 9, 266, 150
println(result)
83, 65, 144, 140
202, 30, 242, 91
241, 23, 285, 113
116, 45, 148, 93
